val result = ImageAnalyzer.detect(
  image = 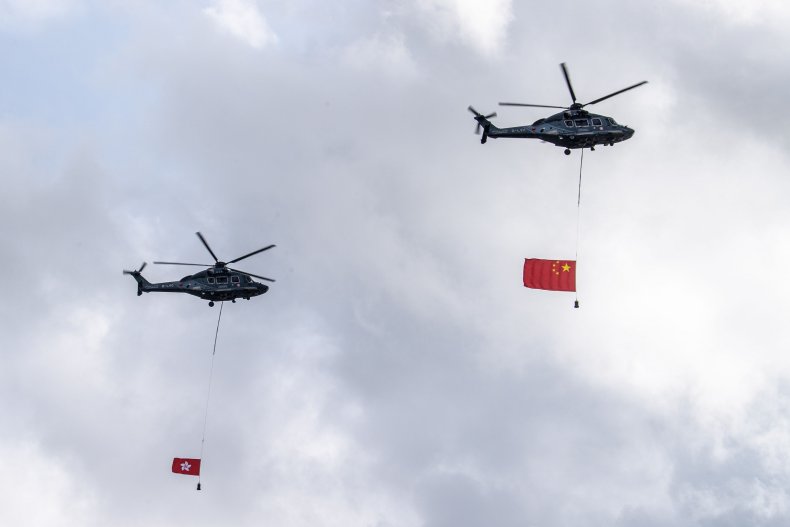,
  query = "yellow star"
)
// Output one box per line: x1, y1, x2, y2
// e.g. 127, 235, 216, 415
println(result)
561, 263, 571, 272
